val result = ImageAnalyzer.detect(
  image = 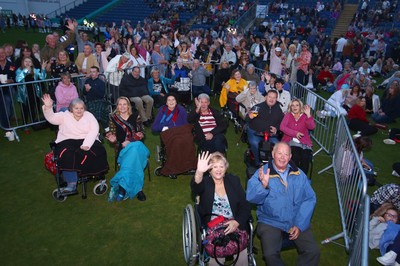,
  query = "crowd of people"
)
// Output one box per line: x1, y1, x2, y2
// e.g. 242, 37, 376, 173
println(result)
1, 1, 400, 264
